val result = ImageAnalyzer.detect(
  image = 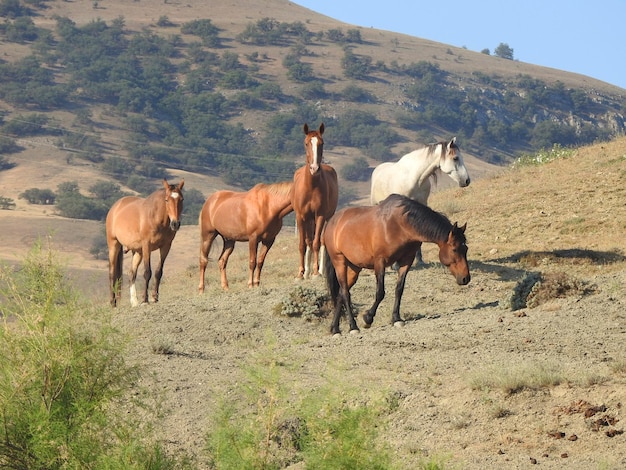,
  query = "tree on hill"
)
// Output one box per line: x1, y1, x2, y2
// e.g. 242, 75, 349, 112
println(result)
494, 42, 514, 60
